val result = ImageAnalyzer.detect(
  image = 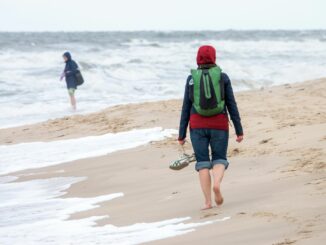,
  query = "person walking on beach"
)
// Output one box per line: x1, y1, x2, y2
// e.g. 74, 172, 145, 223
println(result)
60, 52, 79, 110
178, 45, 243, 210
